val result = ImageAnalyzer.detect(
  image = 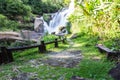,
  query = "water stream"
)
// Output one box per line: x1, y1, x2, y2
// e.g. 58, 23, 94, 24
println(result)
34, 0, 74, 34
